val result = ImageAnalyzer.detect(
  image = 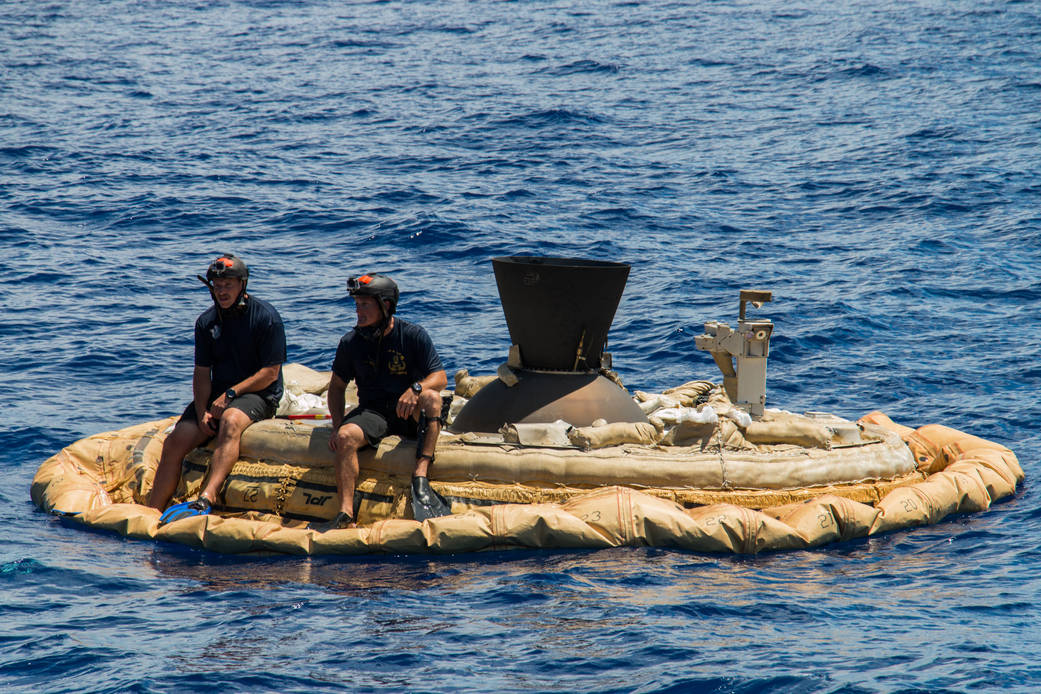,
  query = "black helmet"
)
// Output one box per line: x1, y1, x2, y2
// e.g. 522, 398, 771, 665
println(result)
206, 254, 249, 281
347, 273, 398, 317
